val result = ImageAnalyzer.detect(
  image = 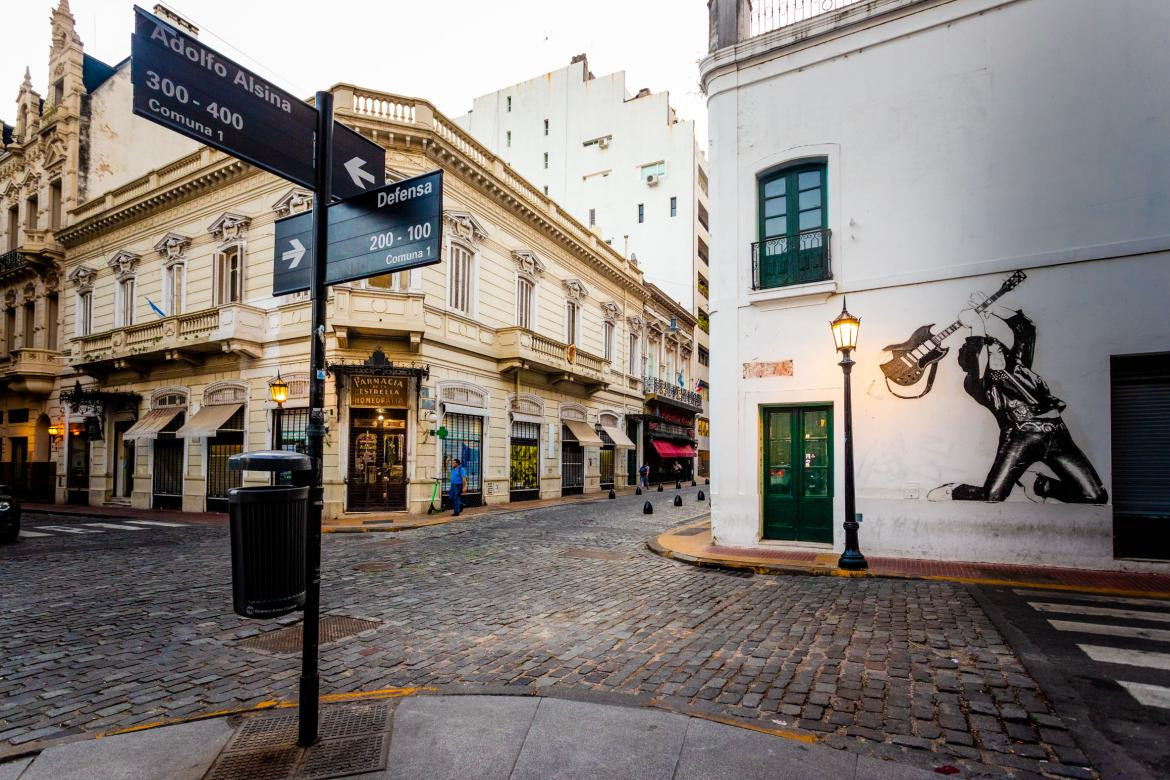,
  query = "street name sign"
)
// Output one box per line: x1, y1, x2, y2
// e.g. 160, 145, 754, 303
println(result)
273, 170, 443, 296
130, 5, 384, 200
